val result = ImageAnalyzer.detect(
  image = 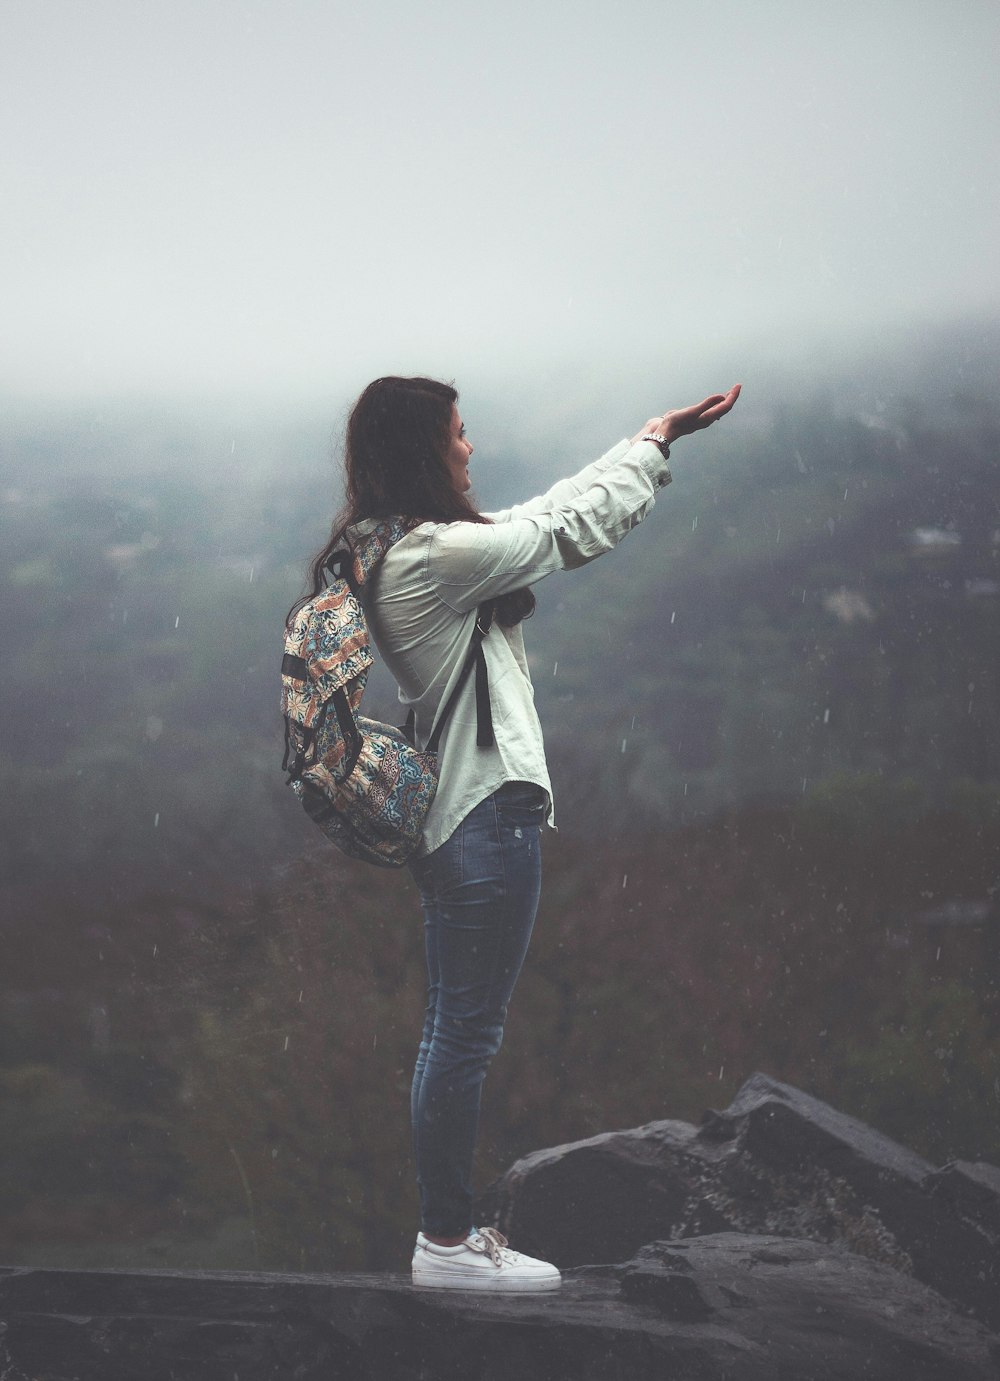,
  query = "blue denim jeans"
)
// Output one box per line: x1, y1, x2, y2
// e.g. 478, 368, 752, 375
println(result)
408, 781, 546, 1237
